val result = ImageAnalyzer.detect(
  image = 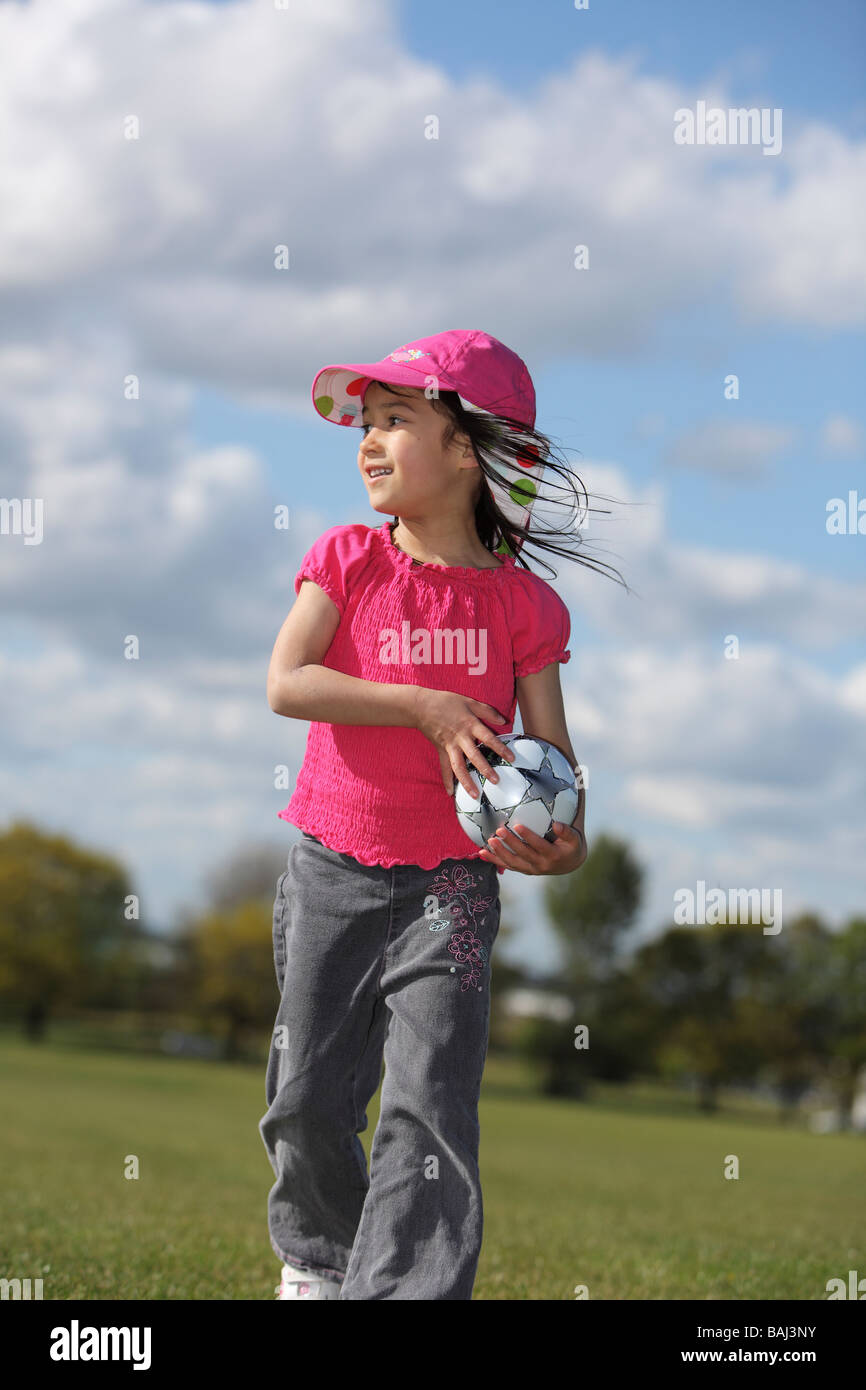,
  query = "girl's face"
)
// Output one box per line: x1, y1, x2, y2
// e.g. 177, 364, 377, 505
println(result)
357, 381, 474, 514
